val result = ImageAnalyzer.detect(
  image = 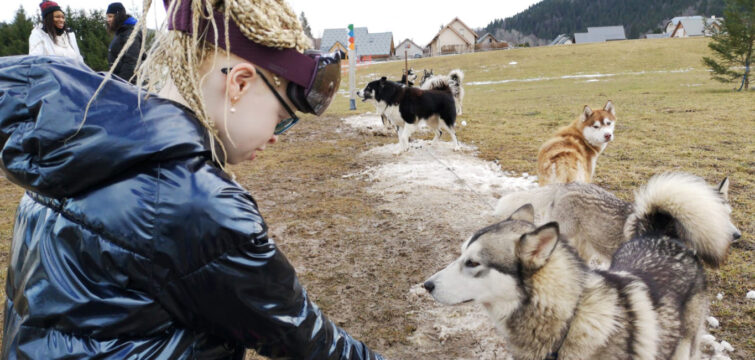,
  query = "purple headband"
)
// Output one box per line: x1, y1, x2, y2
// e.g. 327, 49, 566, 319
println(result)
164, 0, 316, 89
